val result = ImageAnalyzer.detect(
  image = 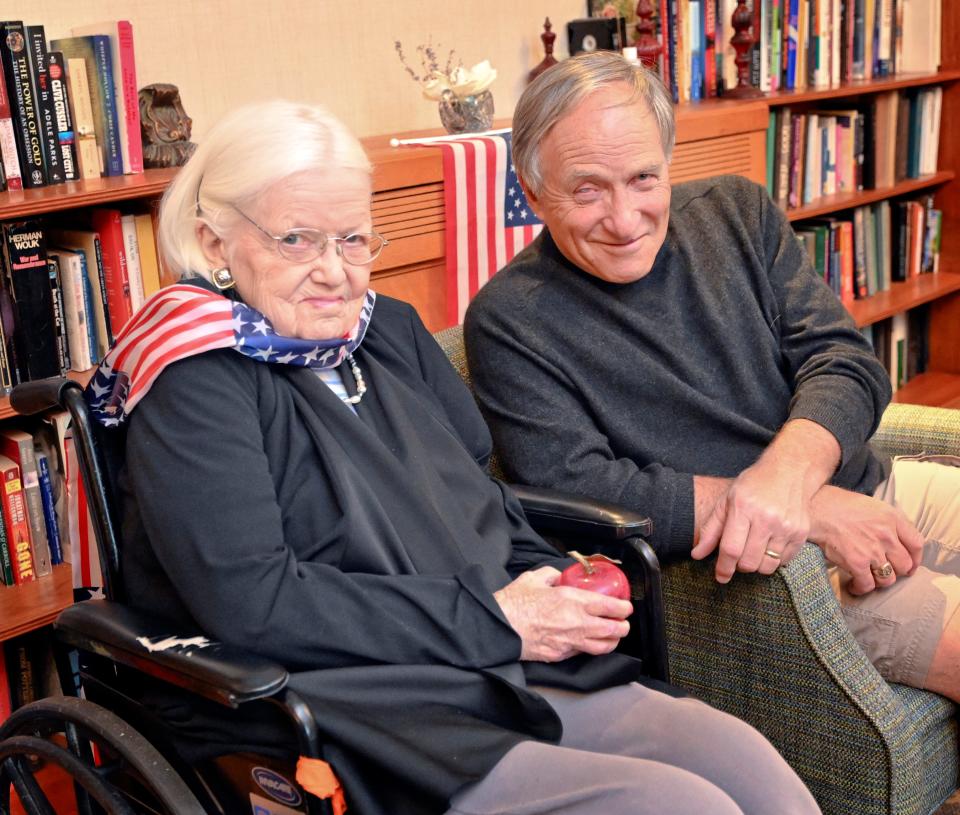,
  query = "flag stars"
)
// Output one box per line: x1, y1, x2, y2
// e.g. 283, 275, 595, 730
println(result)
251, 318, 270, 335
275, 351, 300, 364
253, 345, 275, 361
508, 187, 516, 197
